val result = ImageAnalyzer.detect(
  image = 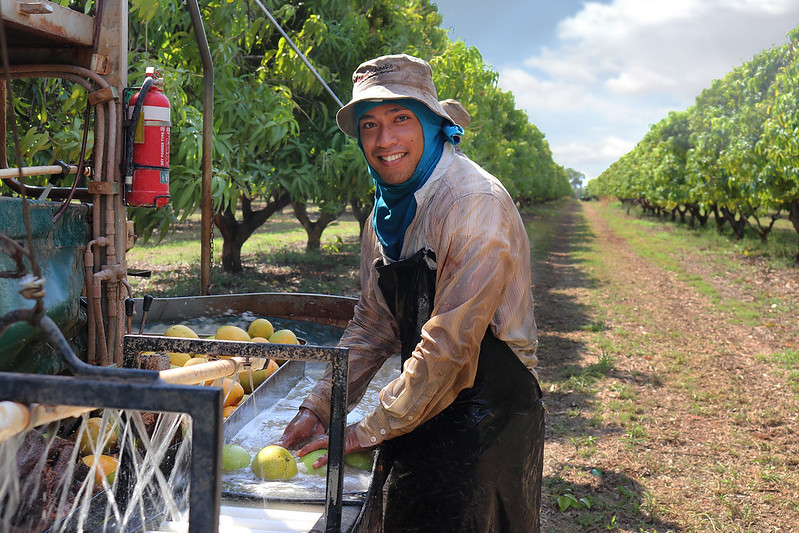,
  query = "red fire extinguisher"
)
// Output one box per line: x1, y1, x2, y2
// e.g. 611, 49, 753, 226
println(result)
124, 67, 170, 207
